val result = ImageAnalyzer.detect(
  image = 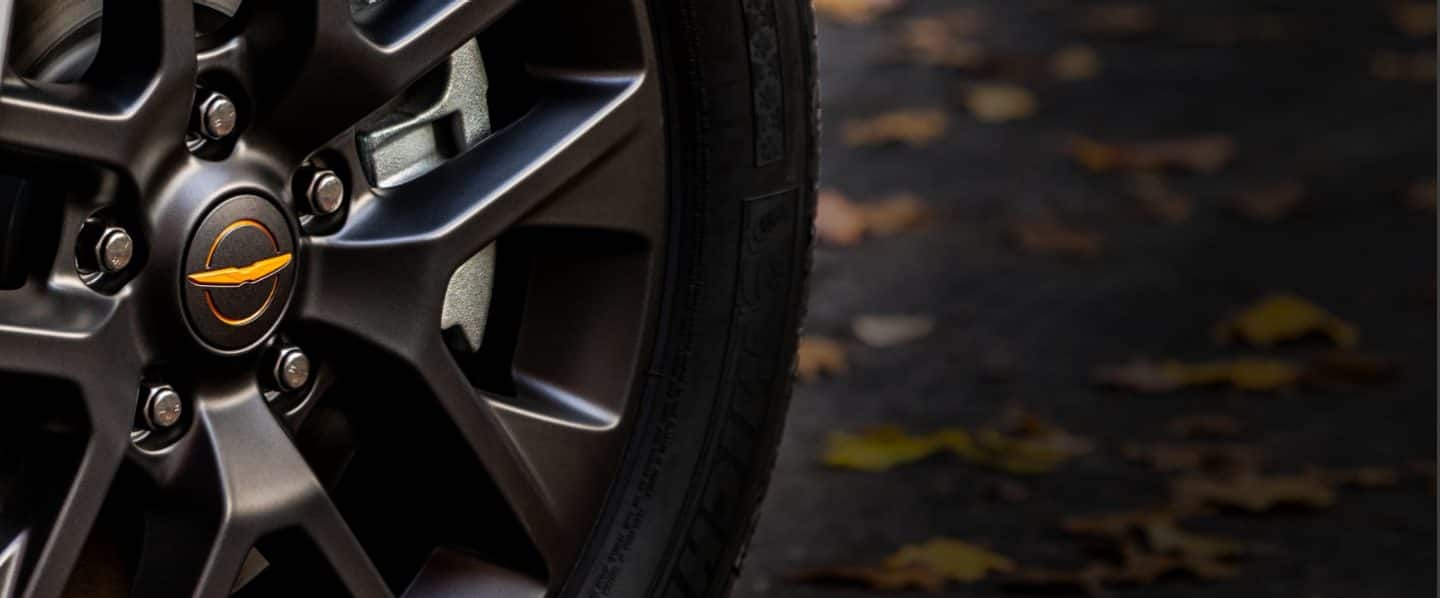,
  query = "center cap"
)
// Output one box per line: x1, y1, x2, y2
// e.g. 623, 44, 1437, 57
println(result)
183, 194, 297, 350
